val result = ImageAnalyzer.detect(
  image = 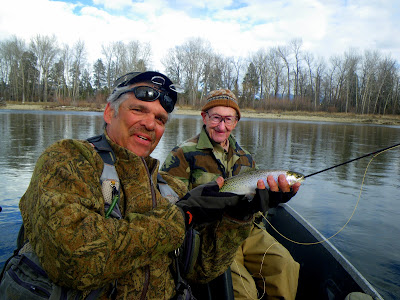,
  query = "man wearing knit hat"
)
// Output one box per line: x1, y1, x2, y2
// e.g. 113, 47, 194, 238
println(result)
162, 89, 300, 299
